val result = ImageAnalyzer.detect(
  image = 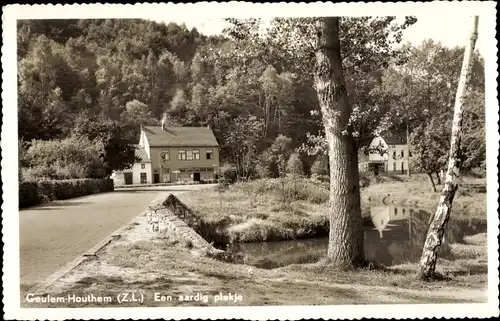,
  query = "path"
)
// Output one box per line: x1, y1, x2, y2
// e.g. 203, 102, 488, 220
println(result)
19, 184, 214, 289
